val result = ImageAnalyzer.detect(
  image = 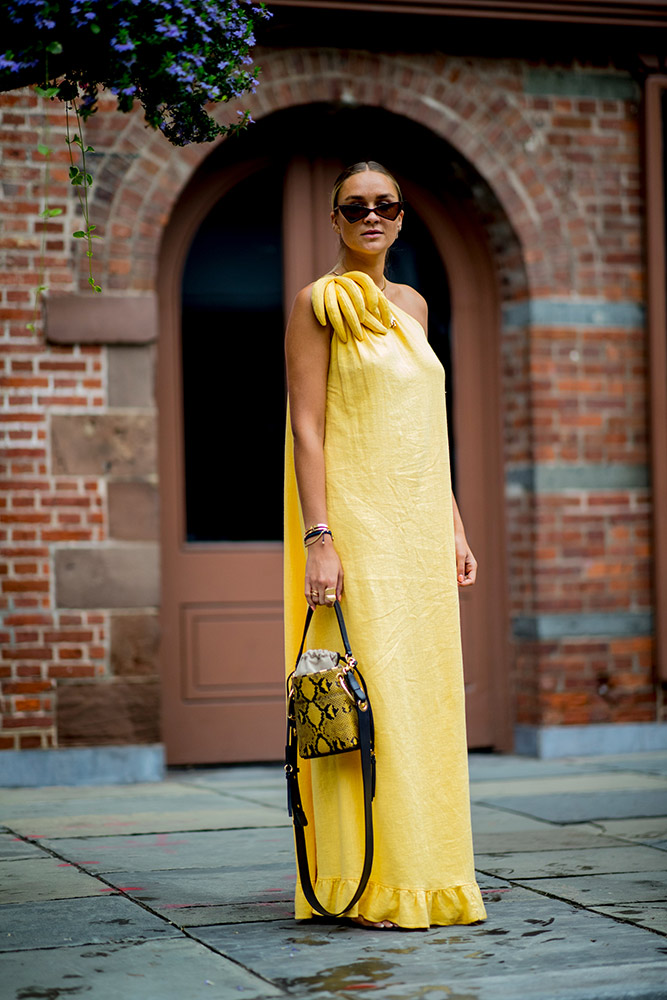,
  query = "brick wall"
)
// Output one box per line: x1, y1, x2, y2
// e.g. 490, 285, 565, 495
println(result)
0, 47, 659, 756
0, 92, 160, 751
